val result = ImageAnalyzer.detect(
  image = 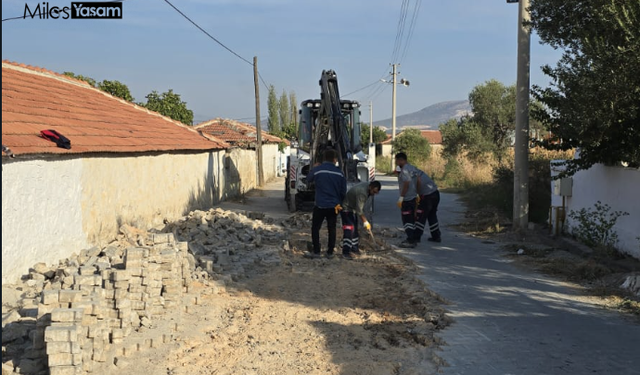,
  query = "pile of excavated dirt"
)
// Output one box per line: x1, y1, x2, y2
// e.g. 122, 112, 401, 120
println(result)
2, 208, 450, 375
